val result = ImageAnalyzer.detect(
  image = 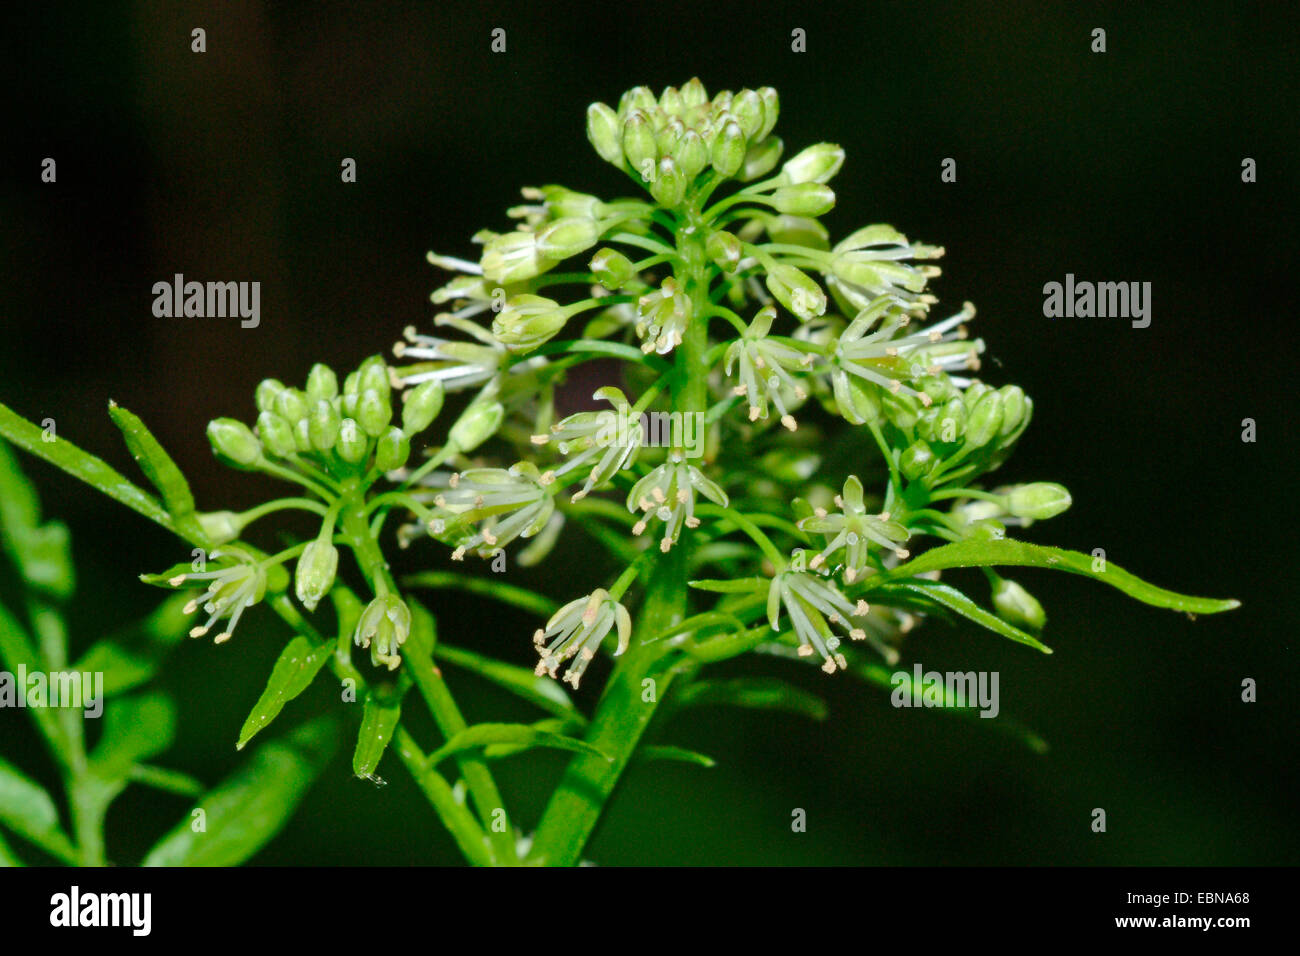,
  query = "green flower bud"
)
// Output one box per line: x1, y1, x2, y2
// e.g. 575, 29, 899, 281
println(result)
765, 263, 826, 320
681, 76, 708, 108
275, 388, 308, 425
493, 294, 569, 354
711, 120, 746, 177
256, 410, 297, 458
937, 398, 967, 443
770, 183, 836, 217
1005, 483, 1072, 521
622, 110, 658, 179
308, 399, 341, 452
757, 87, 780, 139
676, 129, 709, 180
207, 418, 261, 467
401, 380, 445, 435
586, 101, 623, 165
964, 391, 1004, 448
357, 388, 392, 438
766, 215, 830, 248
900, 441, 936, 481
536, 217, 600, 261
659, 85, 683, 115
292, 417, 312, 452
357, 355, 391, 402
969, 518, 1007, 541
741, 136, 783, 181
780, 142, 845, 184
336, 418, 367, 463
998, 385, 1027, 437
590, 248, 635, 289
650, 157, 686, 208
305, 364, 338, 403
374, 426, 411, 472
655, 117, 683, 157
481, 230, 546, 284
255, 378, 286, 414
343, 370, 360, 395
993, 578, 1047, 631
448, 399, 504, 452
832, 368, 881, 425
619, 85, 656, 117
706, 230, 742, 273
295, 538, 339, 613
197, 510, 242, 545
731, 89, 765, 140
